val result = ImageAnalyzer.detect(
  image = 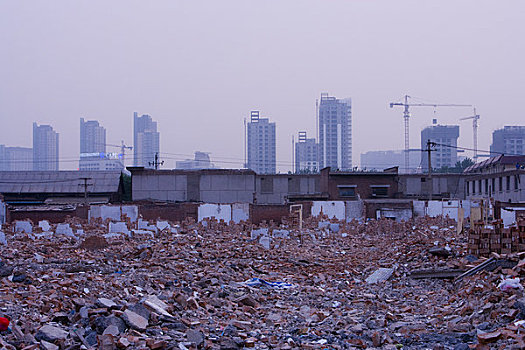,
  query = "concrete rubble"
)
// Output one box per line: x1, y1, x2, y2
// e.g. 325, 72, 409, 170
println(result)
1, 215, 525, 349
